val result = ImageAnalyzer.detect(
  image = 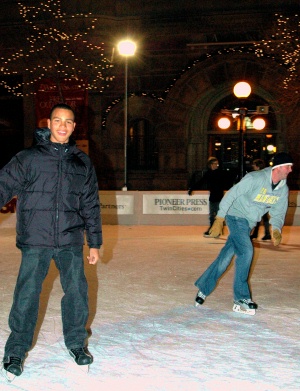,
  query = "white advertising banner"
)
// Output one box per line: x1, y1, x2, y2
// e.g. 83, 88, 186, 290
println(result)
143, 194, 209, 215
100, 194, 134, 215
